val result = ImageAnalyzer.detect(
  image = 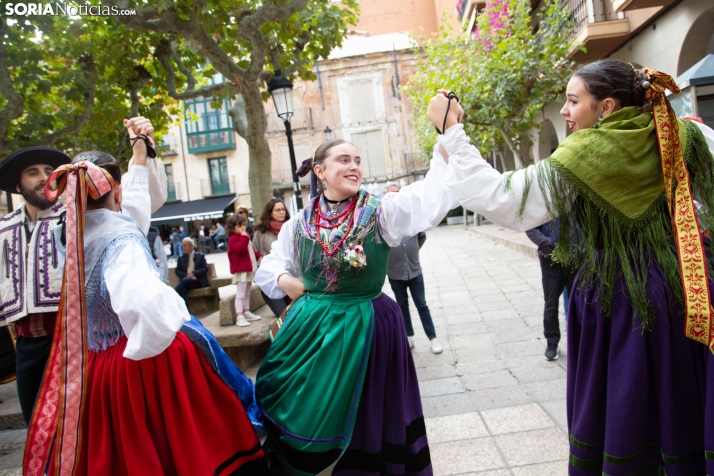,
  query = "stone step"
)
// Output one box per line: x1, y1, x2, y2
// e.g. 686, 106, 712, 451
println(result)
218, 285, 266, 326
468, 224, 538, 259
210, 277, 234, 289
201, 304, 276, 370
